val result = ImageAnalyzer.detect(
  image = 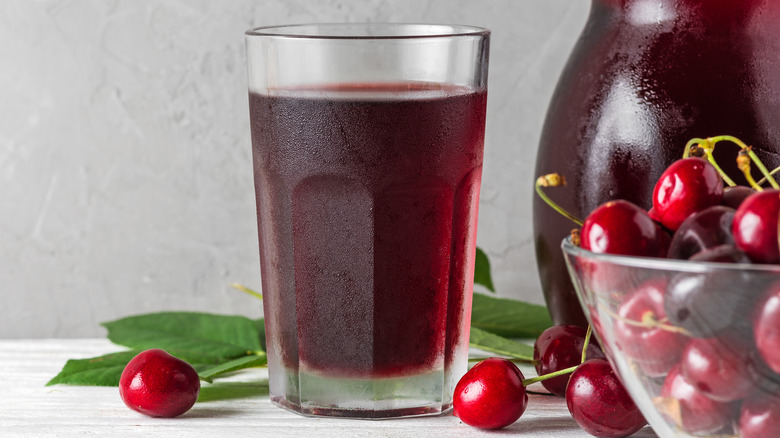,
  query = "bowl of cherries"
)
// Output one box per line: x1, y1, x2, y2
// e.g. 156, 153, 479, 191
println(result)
557, 136, 780, 438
